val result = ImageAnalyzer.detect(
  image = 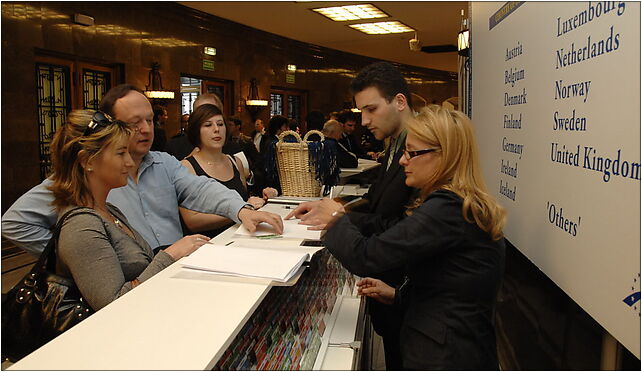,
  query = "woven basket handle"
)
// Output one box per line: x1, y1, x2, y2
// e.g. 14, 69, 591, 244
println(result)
303, 130, 325, 142
277, 130, 303, 144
